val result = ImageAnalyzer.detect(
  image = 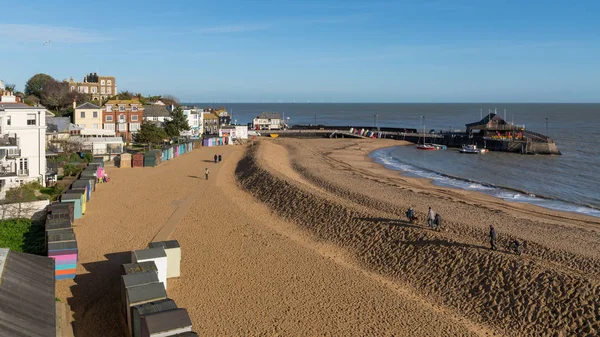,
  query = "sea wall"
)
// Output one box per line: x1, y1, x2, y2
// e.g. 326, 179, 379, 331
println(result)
235, 143, 599, 336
